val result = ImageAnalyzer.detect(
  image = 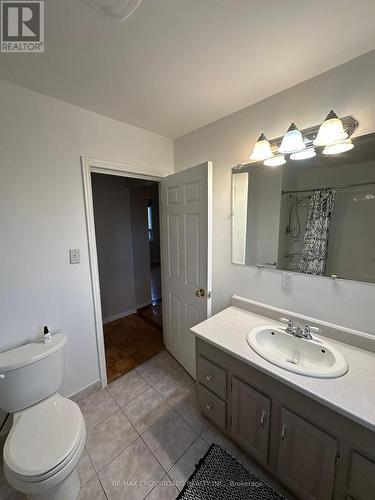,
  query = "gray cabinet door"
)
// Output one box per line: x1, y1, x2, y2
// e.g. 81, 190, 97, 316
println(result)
277, 407, 338, 500
231, 377, 270, 465
348, 451, 375, 500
